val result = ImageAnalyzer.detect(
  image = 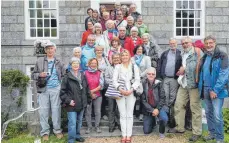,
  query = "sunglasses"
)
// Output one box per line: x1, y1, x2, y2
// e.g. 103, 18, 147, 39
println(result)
147, 73, 155, 76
